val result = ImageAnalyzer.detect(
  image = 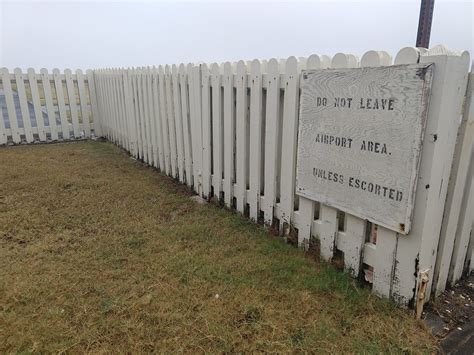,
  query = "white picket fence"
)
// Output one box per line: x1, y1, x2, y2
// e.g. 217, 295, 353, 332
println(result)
0, 68, 101, 143
1, 45, 472, 308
